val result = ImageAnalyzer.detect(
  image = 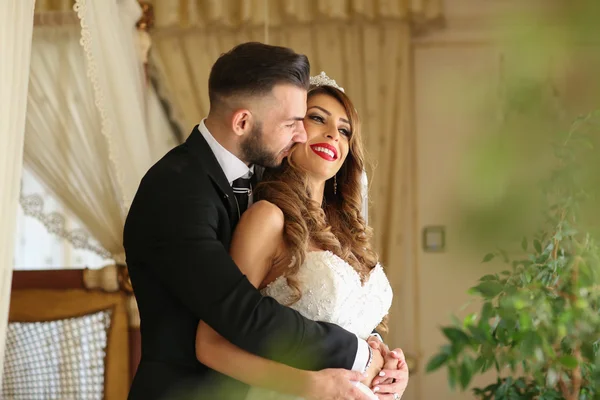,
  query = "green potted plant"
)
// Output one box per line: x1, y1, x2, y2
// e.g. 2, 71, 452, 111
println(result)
426, 110, 600, 400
